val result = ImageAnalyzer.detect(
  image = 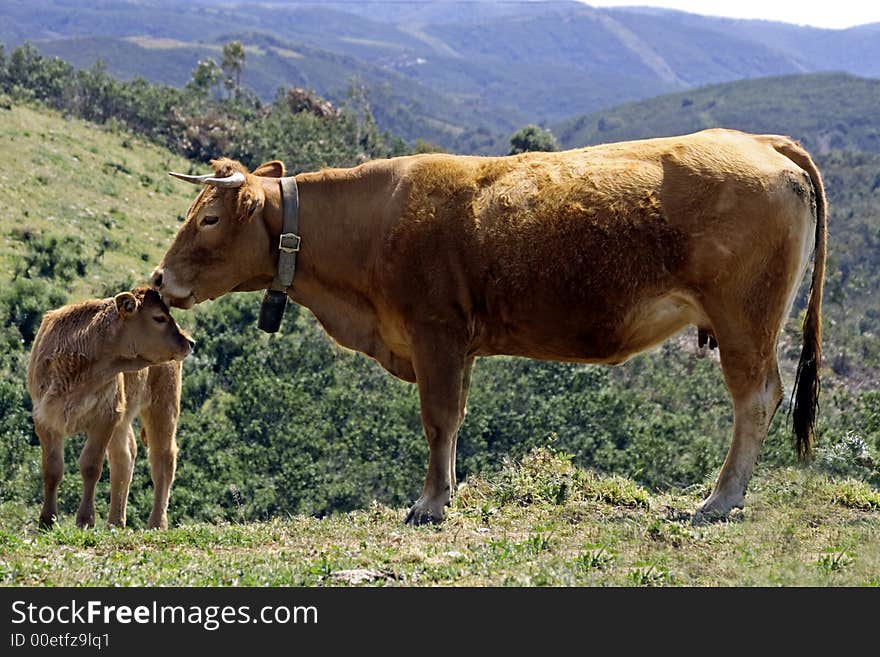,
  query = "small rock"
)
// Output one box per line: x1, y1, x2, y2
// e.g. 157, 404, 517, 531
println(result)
443, 550, 467, 560
329, 569, 391, 585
